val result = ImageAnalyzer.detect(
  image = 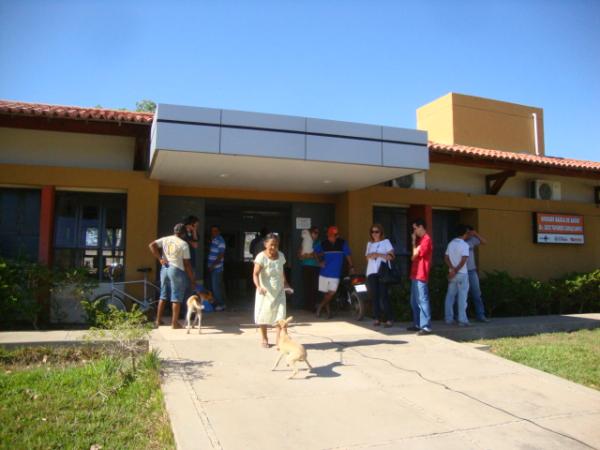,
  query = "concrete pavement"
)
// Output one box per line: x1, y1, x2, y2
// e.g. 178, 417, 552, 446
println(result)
151, 312, 600, 450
